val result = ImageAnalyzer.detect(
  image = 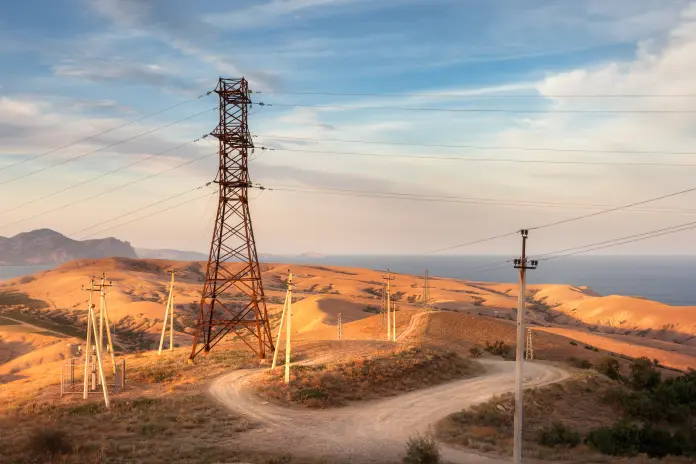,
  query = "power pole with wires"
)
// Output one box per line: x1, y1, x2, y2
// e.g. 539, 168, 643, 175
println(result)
512, 230, 538, 464
422, 268, 431, 310
382, 270, 395, 341
189, 77, 274, 361
158, 270, 177, 355
337, 312, 343, 340
81, 277, 110, 408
